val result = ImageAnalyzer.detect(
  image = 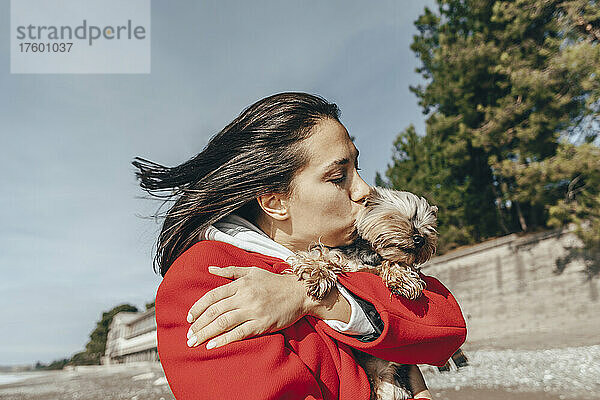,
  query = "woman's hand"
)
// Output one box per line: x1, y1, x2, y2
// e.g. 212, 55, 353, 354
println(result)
186, 265, 350, 350
186, 266, 306, 349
